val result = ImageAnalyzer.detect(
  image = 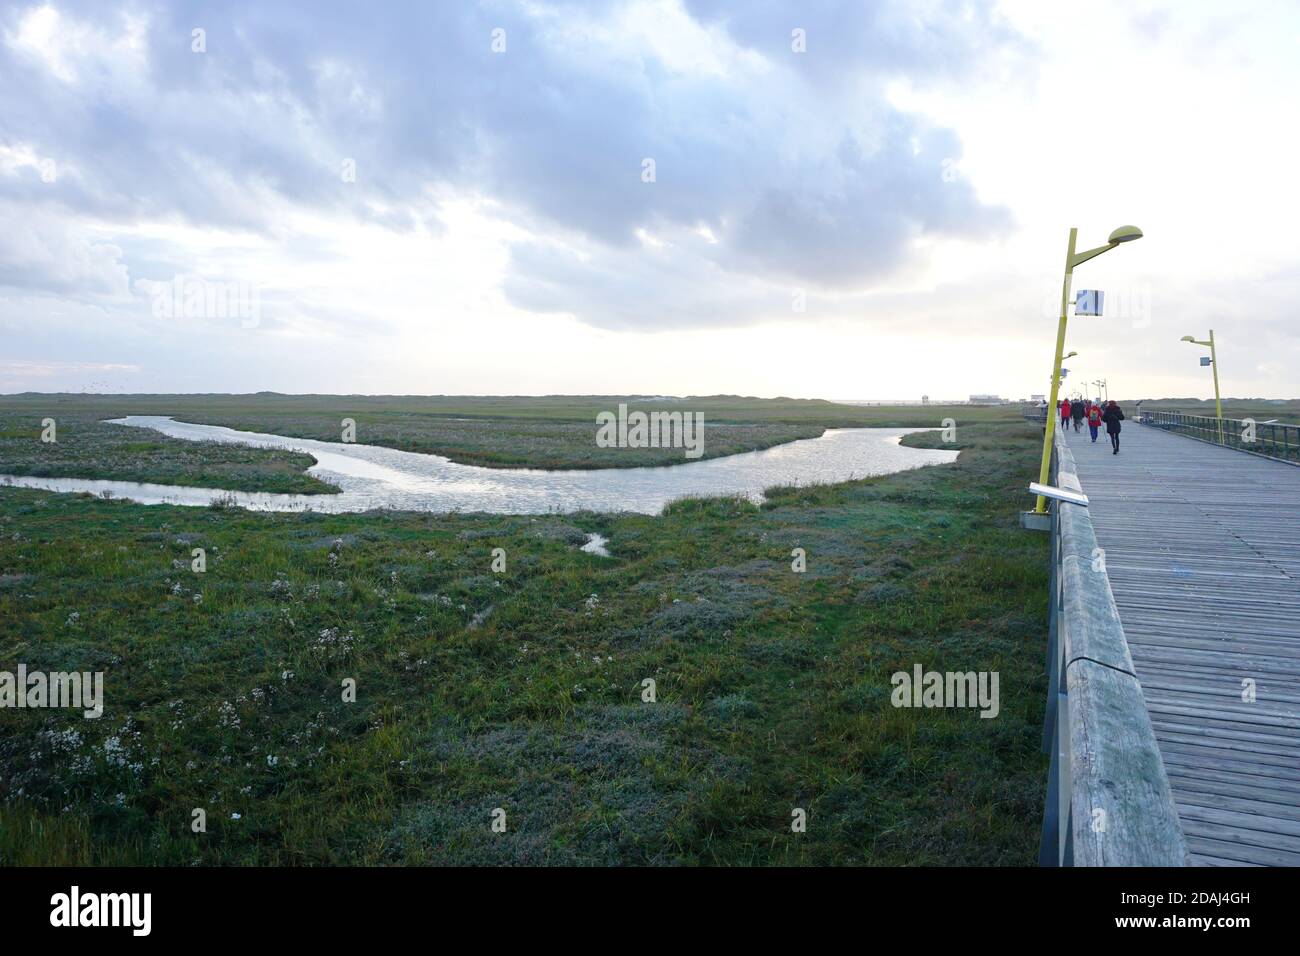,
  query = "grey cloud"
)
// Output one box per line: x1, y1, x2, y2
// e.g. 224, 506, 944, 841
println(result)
725, 123, 1008, 287
503, 232, 785, 331
1, 0, 1022, 331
